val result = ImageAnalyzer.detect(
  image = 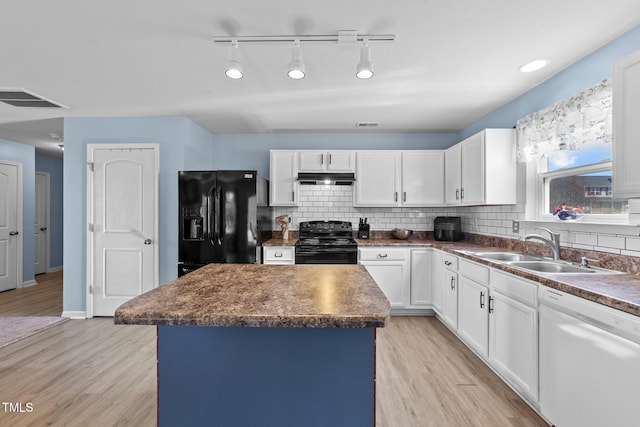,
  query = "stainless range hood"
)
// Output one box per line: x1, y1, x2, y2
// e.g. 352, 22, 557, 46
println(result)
297, 172, 356, 185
